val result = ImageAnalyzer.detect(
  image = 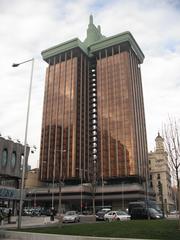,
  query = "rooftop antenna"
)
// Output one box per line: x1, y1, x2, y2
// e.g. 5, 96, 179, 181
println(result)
89, 14, 93, 25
